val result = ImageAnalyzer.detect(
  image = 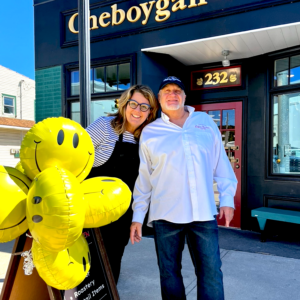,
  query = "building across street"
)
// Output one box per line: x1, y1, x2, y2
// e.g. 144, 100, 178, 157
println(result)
0, 66, 35, 167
